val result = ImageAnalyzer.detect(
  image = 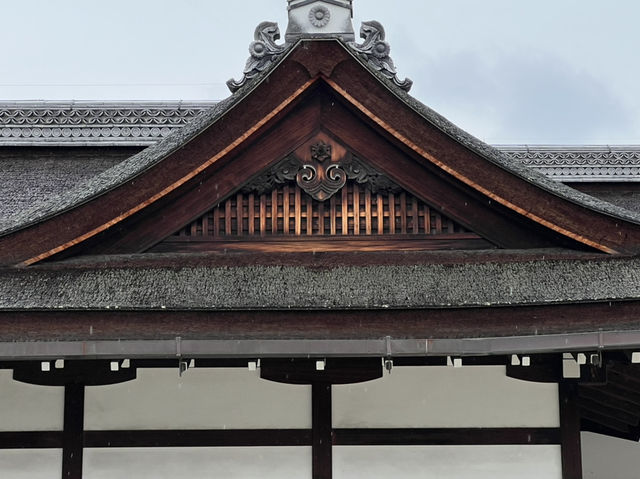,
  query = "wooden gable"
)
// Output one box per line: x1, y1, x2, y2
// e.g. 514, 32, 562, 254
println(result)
151, 130, 491, 254
1, 40, 640, 266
